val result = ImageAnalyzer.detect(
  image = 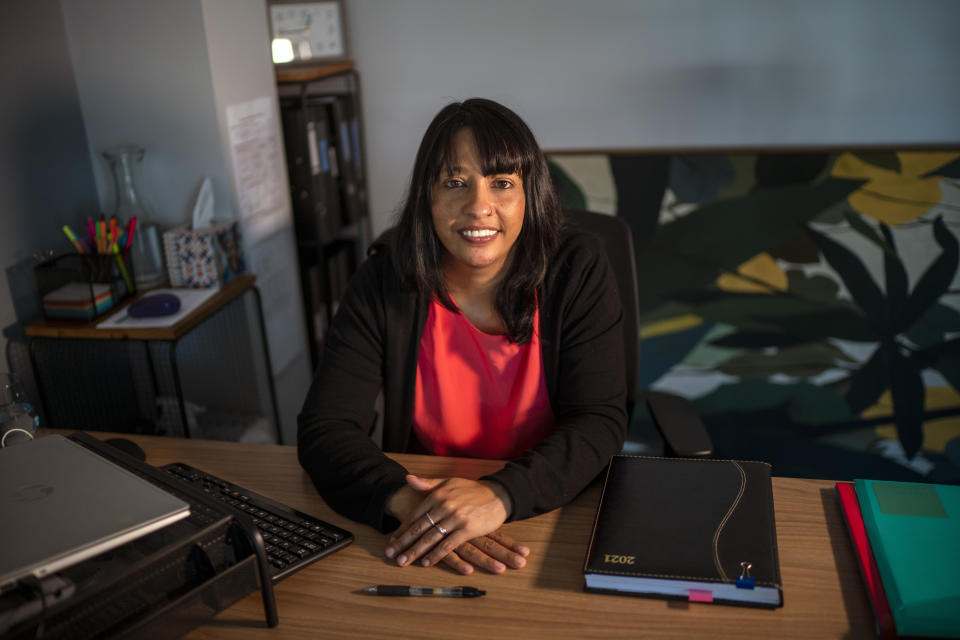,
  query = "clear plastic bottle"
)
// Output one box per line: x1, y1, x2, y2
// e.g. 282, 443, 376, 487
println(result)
102, 146, 166, 288
0, 372, 39, 447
